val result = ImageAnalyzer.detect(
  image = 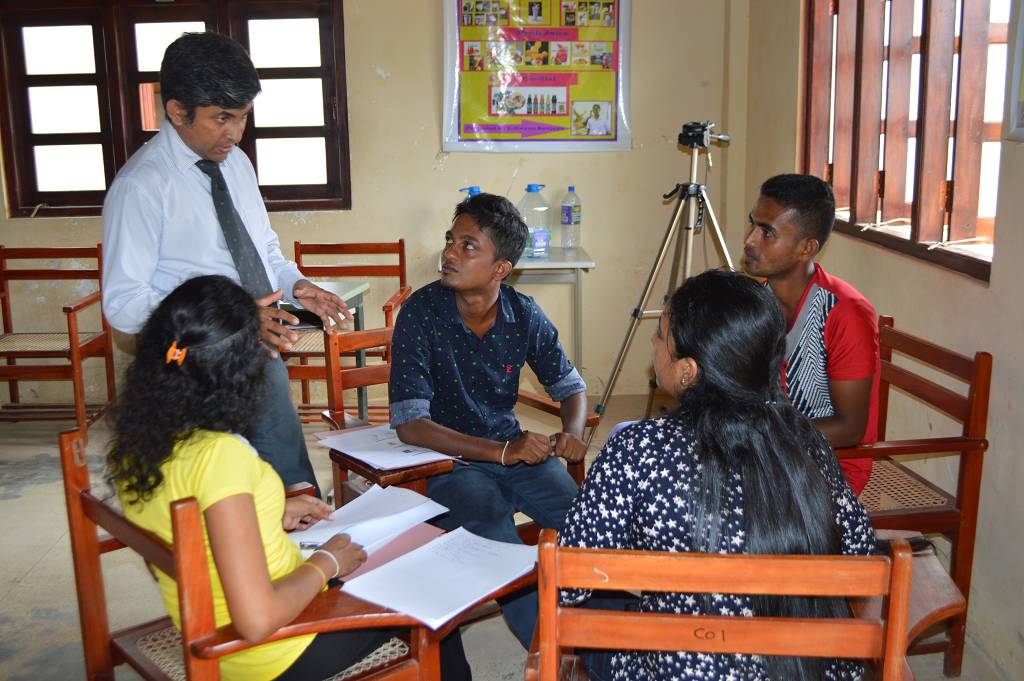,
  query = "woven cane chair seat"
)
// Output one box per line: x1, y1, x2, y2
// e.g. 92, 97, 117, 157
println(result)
0, 331, 100, 354
290, 329, 326, 354
135, 625, 409, 681
859, 459, 953, 514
